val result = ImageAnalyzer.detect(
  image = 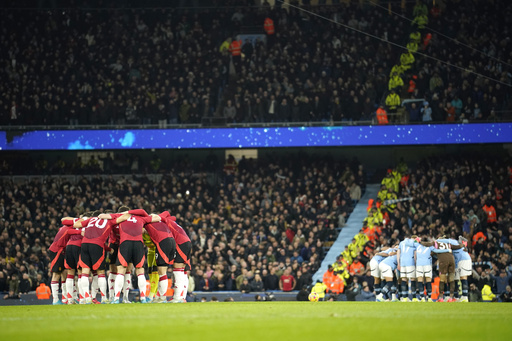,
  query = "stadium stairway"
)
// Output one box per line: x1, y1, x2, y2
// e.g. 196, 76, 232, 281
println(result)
312, 184, 381, 283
